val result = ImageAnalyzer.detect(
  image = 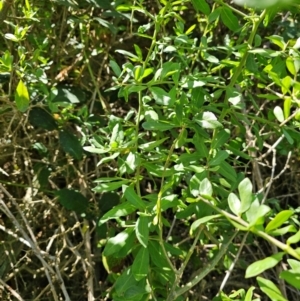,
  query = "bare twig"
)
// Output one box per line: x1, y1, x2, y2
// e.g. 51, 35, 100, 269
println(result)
217, 233, 248, 295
